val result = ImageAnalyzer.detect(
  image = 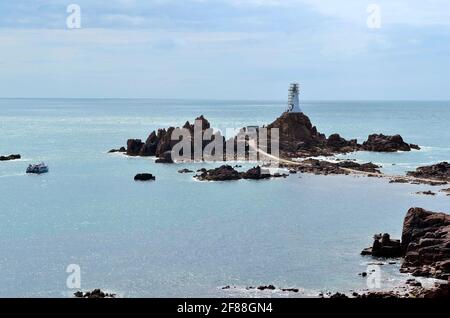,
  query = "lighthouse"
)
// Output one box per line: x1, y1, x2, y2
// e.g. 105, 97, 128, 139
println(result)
286, 83, 302, 113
